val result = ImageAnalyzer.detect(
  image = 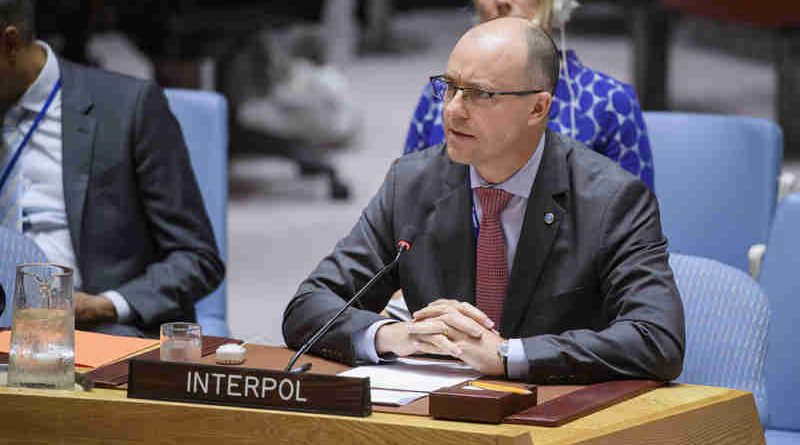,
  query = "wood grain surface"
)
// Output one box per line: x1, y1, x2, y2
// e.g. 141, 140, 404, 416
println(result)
0, 383, 763, 445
